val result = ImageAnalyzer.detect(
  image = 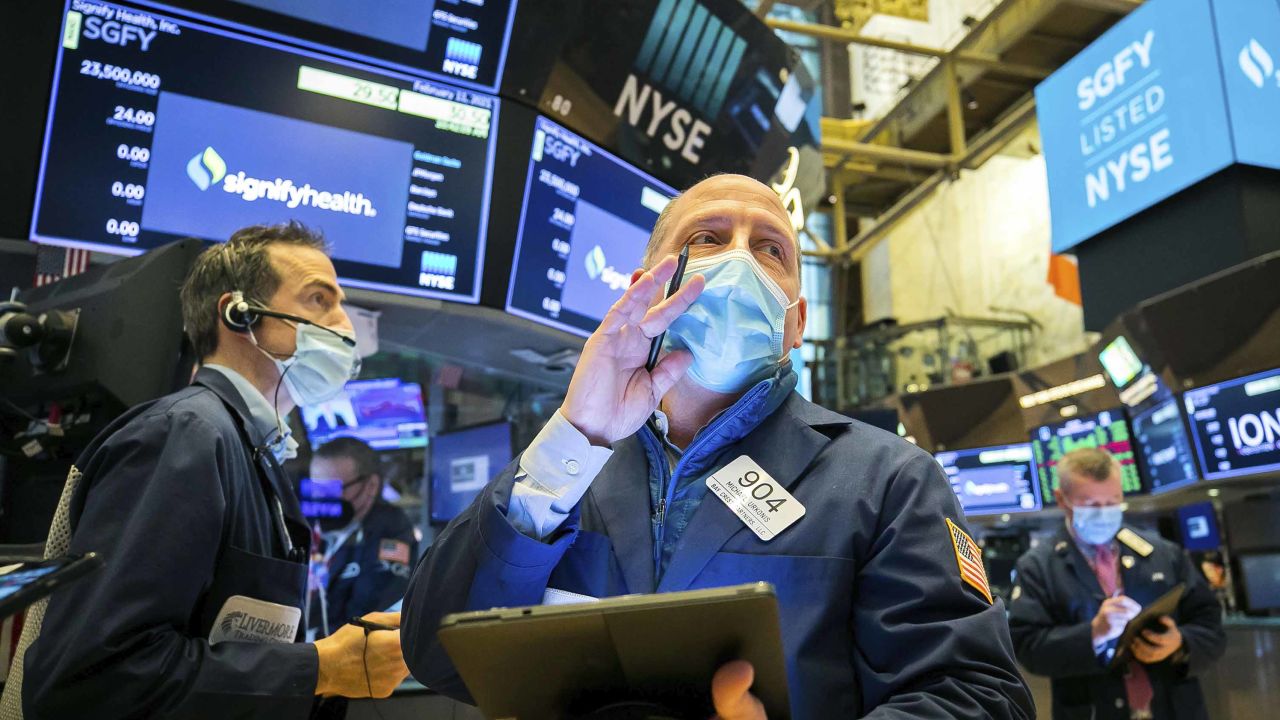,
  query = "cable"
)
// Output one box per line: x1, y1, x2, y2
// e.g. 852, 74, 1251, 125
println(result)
362, 627, 390, 720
